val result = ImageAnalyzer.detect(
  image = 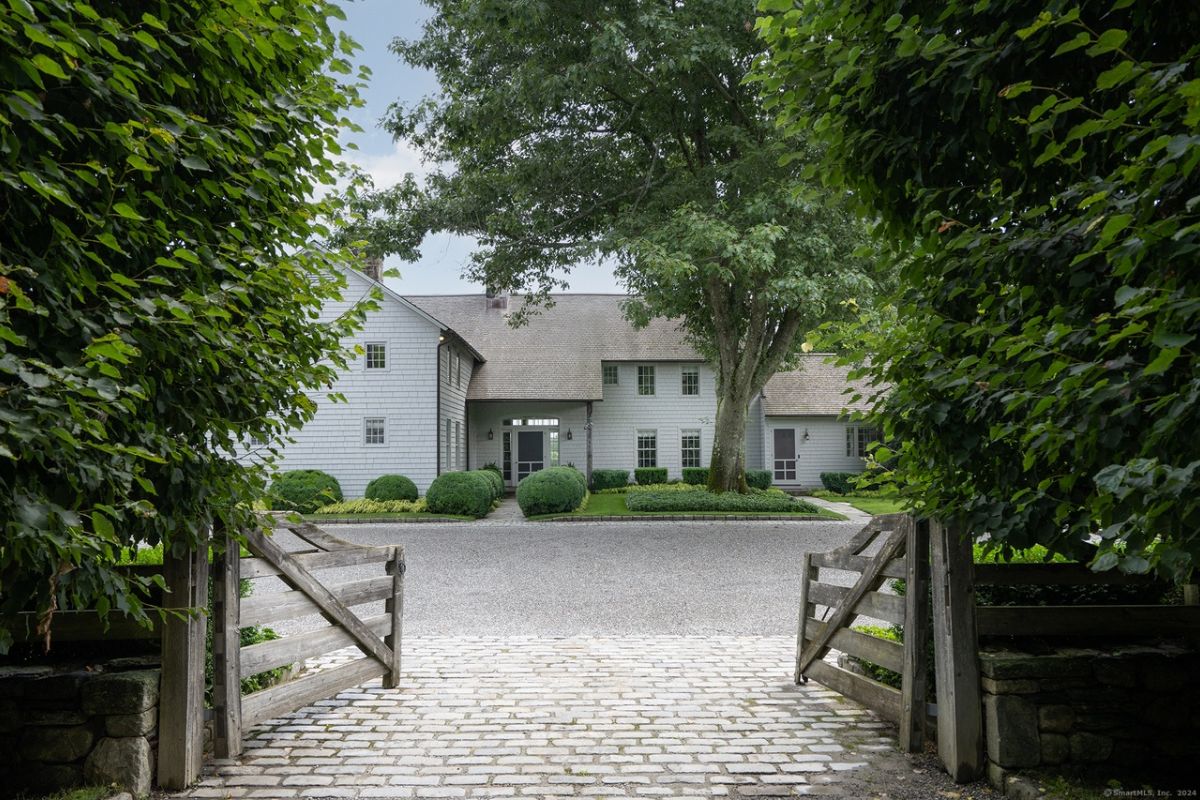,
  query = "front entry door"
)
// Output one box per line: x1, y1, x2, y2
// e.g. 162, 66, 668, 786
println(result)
516, 430, 545, 482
